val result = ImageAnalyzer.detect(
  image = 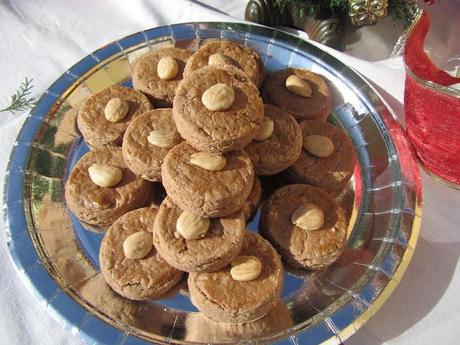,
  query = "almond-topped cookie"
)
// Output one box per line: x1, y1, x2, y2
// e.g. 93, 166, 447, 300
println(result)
286, 119, 356, 193
122, 108, 182, 182
184, 40, 265, 87
77, 85, 152, 149
263, 68, 332, 121
245, 104, 303, 175
173, 65, 264, 153
64, 147, 151, 230
99, 208, 183, 300
259, 184, 347, 270
153, 197, 245, 272
132, 47, 192, 107
188, 232, 283, 323
161, 141, 255, 218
